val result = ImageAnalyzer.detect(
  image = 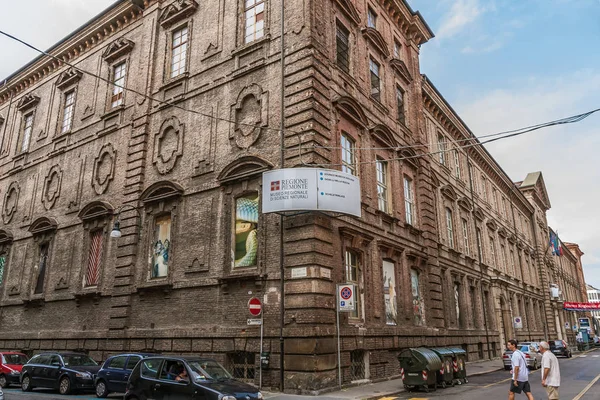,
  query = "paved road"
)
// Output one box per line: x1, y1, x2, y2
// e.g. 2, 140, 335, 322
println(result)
379, 349, 600, 400
2, 349, 599, 400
